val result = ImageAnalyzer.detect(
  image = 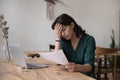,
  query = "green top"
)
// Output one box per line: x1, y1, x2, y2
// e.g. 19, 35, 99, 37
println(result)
61, 33, 96, 78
